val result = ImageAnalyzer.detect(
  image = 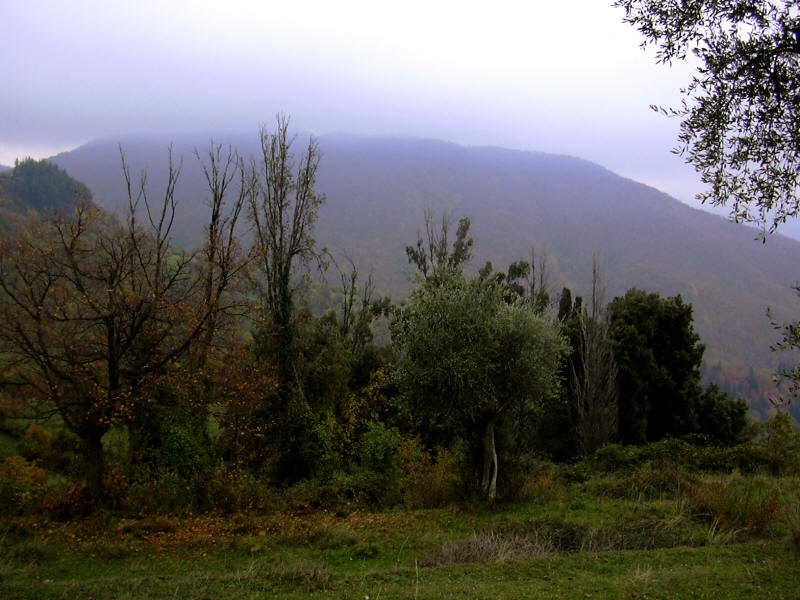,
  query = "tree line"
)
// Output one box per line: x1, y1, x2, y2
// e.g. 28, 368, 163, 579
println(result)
0, 119, 757, 509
